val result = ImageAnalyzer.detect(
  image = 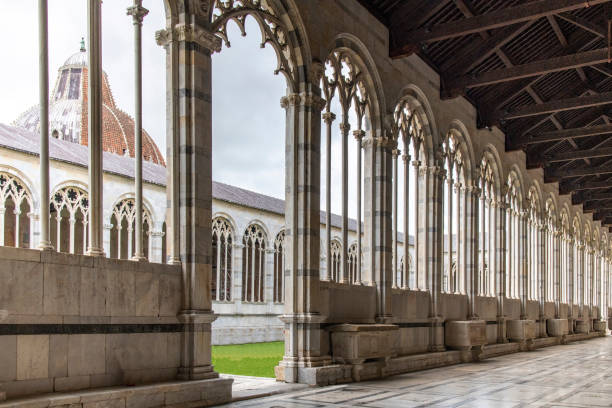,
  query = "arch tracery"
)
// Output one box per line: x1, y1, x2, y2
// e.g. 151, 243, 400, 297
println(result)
213, 216, 234, 302
0, 171, 33, 248
109, 197, 153, 260
242, 223, 267, 302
